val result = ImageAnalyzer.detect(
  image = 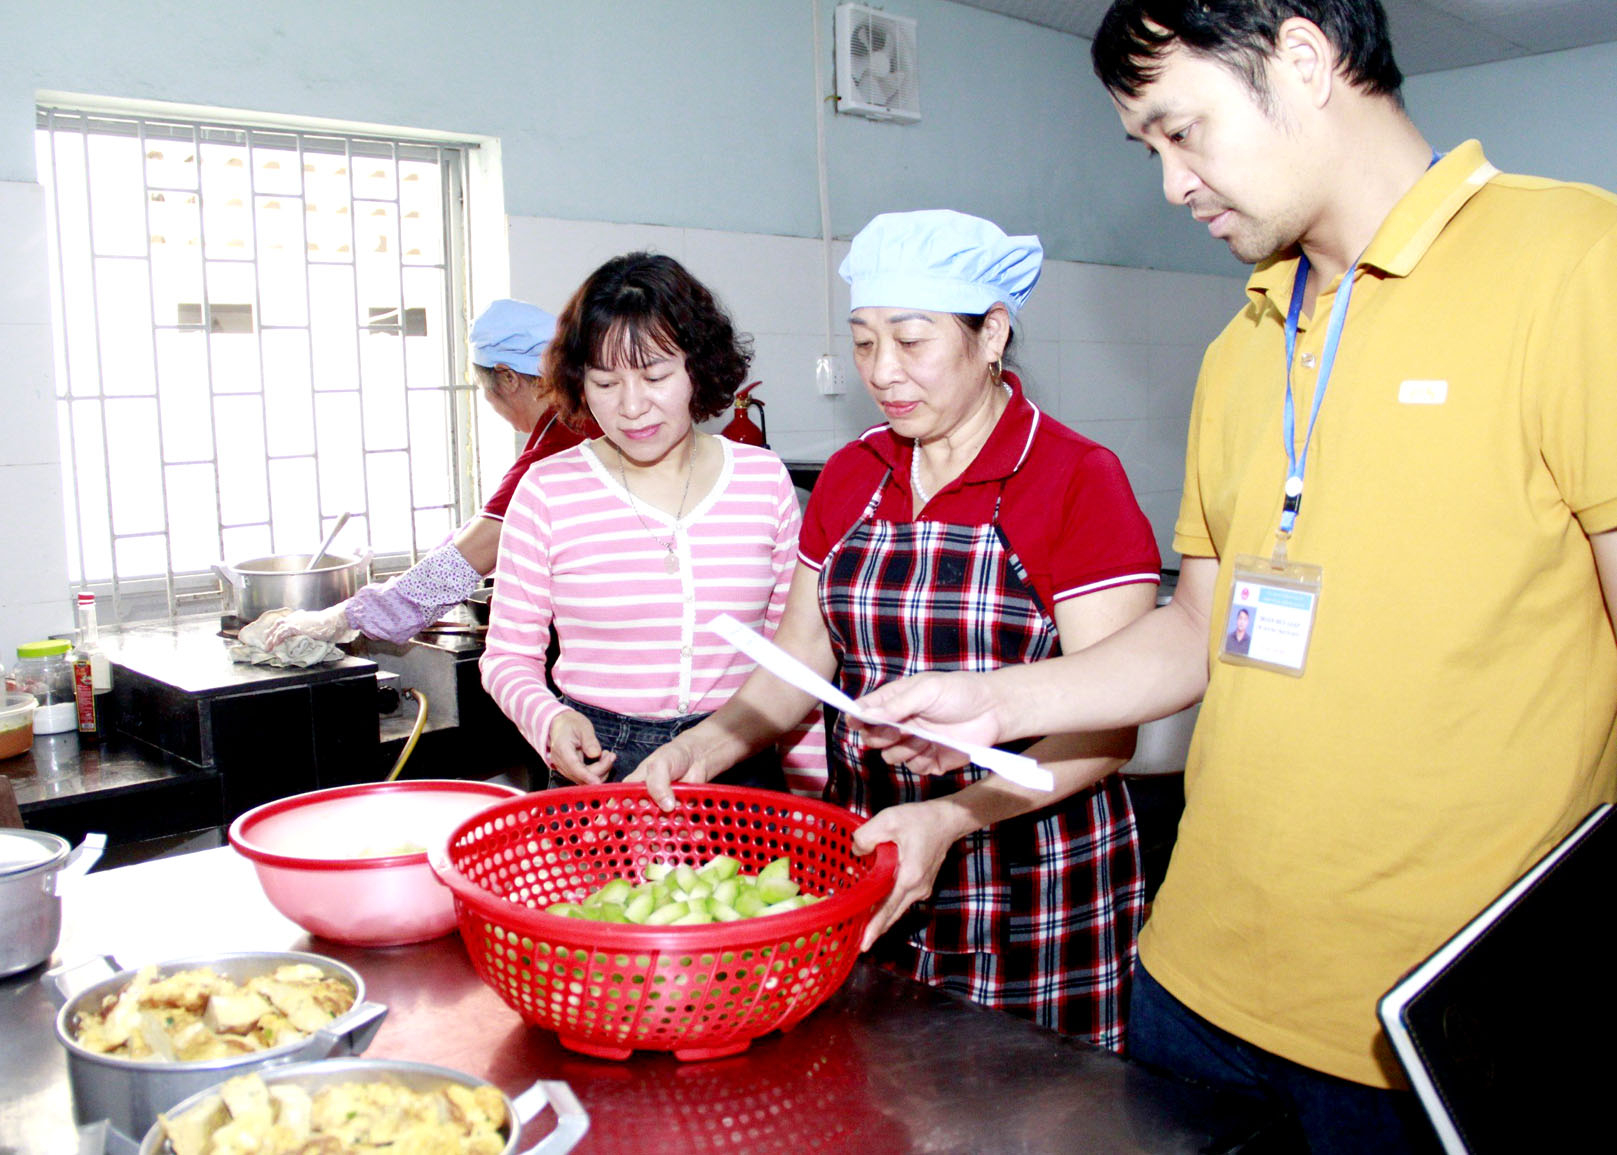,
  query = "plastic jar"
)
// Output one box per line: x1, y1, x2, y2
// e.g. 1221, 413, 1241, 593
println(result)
12, 641, 77, 735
